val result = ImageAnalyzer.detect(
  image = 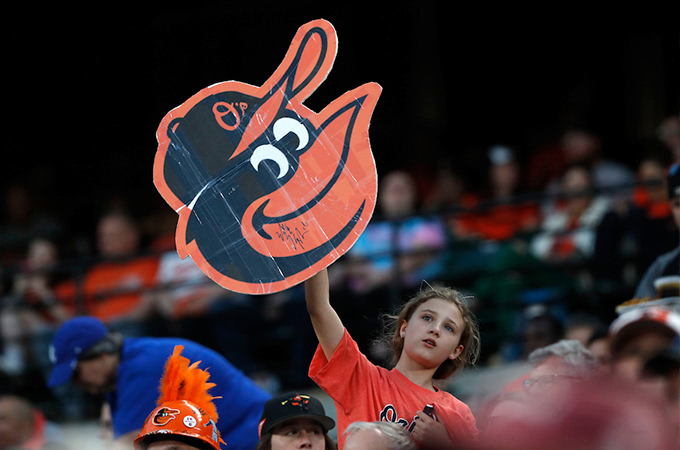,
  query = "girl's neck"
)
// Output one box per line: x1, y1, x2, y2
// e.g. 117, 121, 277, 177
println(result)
394, 358, 438, 392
